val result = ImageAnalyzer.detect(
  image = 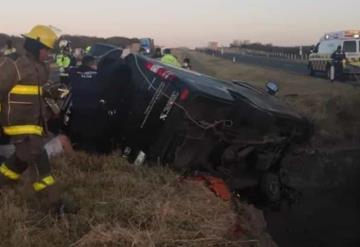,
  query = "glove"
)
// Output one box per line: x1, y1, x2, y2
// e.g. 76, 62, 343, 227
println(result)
58, 88, 70, 98
43, 82, 69, 99
121, 48, 131, 59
